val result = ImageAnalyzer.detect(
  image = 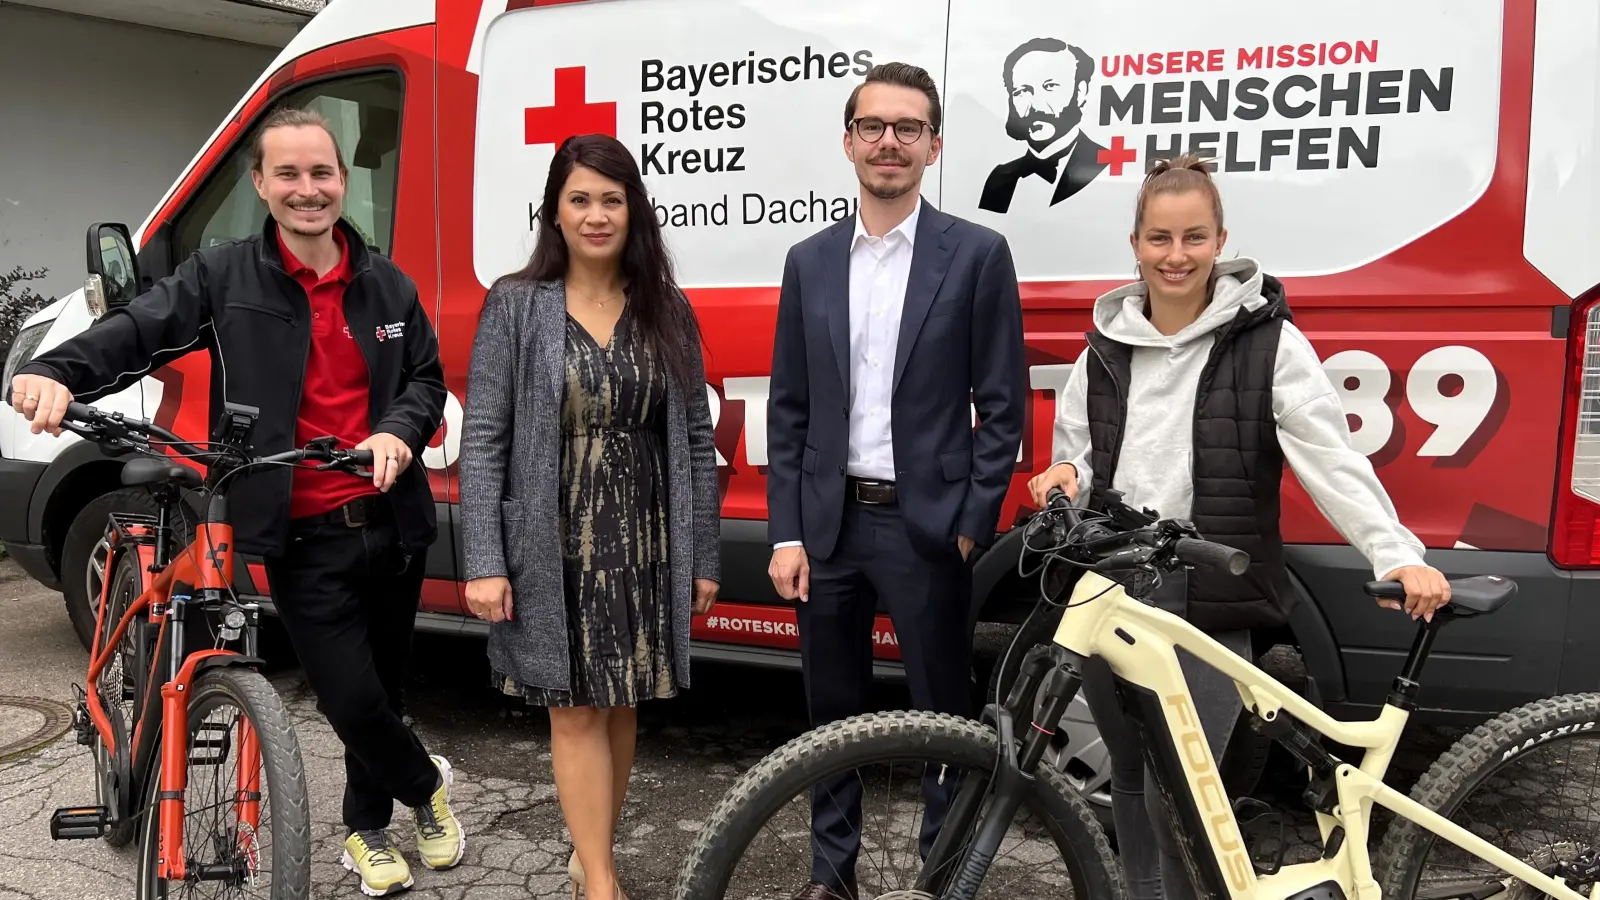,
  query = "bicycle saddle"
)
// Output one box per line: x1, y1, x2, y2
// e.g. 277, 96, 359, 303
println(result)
1362, 574, 1517, 618
121, 457, 203, 490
